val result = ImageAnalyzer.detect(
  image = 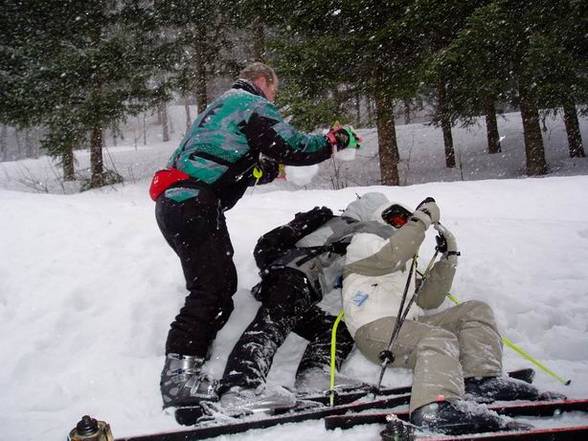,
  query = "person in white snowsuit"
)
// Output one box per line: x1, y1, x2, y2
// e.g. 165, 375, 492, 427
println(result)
341, 194, 563, 434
